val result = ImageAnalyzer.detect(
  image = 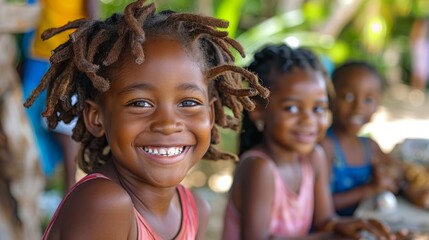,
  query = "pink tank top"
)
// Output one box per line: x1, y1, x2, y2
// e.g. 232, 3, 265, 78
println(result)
42, 173, 199, 240
222, 150, 314, 239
